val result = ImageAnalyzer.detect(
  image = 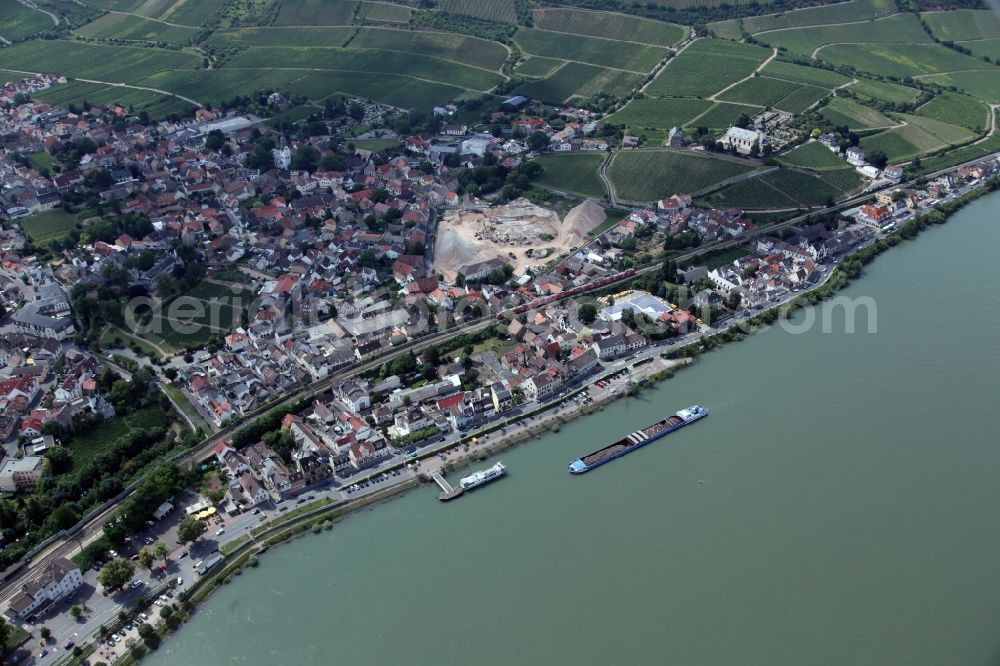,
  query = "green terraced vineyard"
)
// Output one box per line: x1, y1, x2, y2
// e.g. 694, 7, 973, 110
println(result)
740, 0, 895, 34
717, 76, 827, 113
703, 167, 861, 208
350, 28, 509, 70
708, 18, 743, 41
606, 97, 713, 130
357, 1, 411, 22
514, 57, 563, 78
439, 0, 517, 24
861, 114, 976, 162
761, 60, 852, 89
689, 102, 753, 130
0, 0, 52, 41
77, 12, 199, 45
609, 150, 760, 202
224, 47, 502, 92
514, 62, 642, 103
958, 38, 1000, 61
846, 78, 923, 105
915, 93, 989, 132
205, 27, 356, 48
533, 153, 608, 198
919, 71, 1000, 104
0, 40, 200, 84
819, 97, 897, 130
646, 39, 771, 98
514, 28, 667, 73
18, 210, 78, 245
31, 80, 111, 106
274, 0, 359, 25
817, 43, 989, 79
779, 141, 847, 169
532, 8, 686, 47
761, 14, 931, 56
921, 9, 1000, 41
